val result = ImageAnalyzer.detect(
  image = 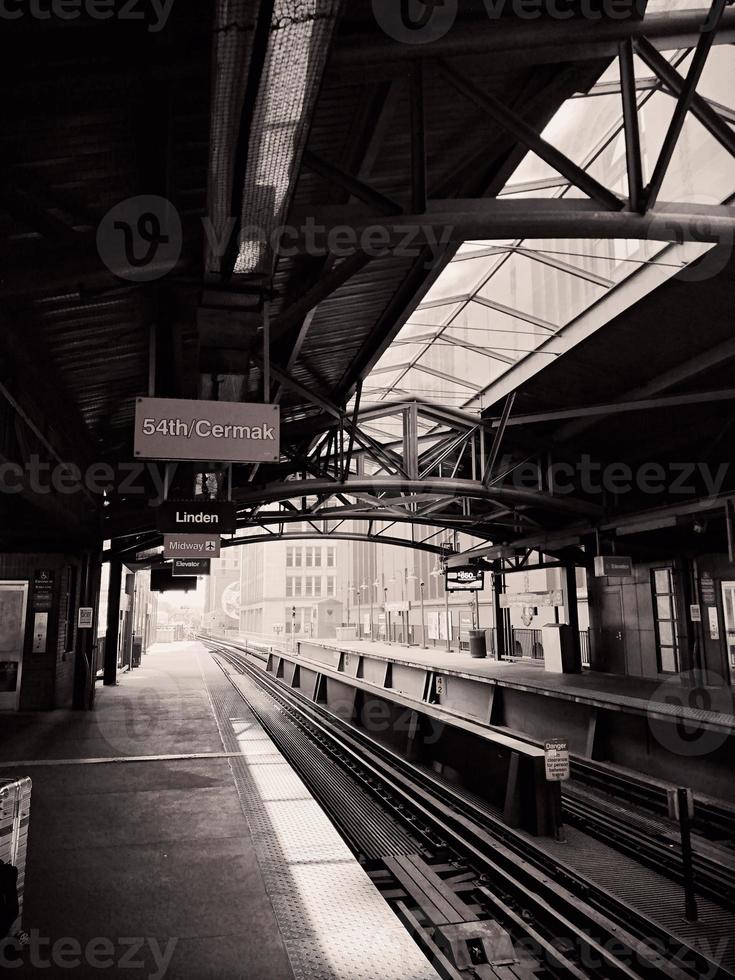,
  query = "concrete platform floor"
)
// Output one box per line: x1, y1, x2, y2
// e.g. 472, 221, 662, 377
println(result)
0, 644, 299, 979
